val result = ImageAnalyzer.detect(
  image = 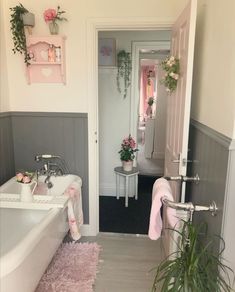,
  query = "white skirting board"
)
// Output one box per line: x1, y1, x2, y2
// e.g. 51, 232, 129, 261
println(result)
99, 180, 136, 197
